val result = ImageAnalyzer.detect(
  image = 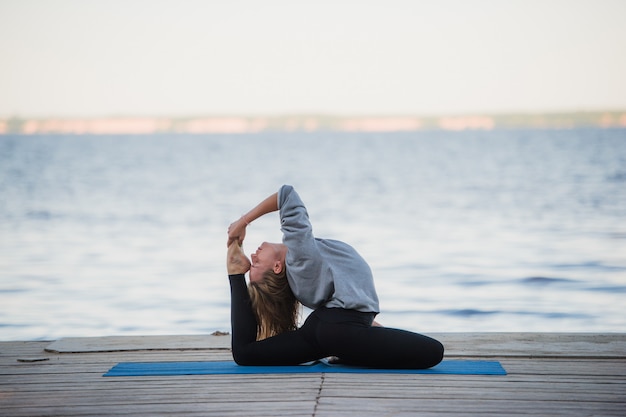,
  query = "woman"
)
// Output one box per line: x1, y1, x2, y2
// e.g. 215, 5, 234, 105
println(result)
226, 185, 444, 368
